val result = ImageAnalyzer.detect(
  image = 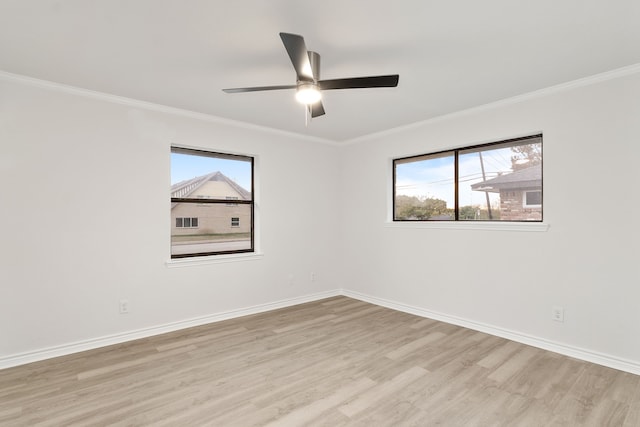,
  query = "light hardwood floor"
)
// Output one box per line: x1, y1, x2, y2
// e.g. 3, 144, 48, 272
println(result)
1, 296, 639, 426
